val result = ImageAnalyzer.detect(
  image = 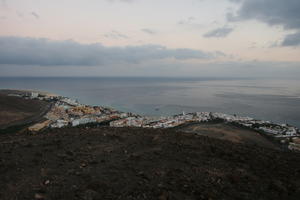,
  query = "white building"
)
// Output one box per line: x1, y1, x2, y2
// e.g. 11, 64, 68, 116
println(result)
51, 120, 69, 128
61, 98, 79, 106
72, 118, 96, 127
31, 92, 39, 98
